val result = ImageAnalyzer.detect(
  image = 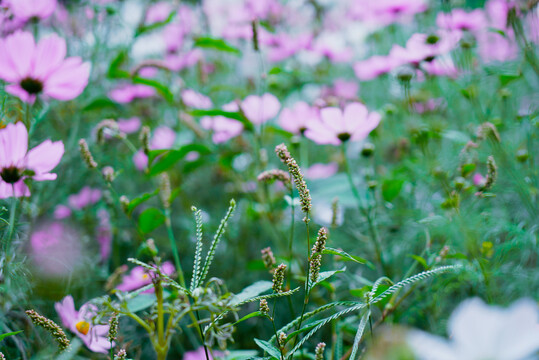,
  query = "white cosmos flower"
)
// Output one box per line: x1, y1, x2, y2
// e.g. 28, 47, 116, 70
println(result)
408, 297, 539, 360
